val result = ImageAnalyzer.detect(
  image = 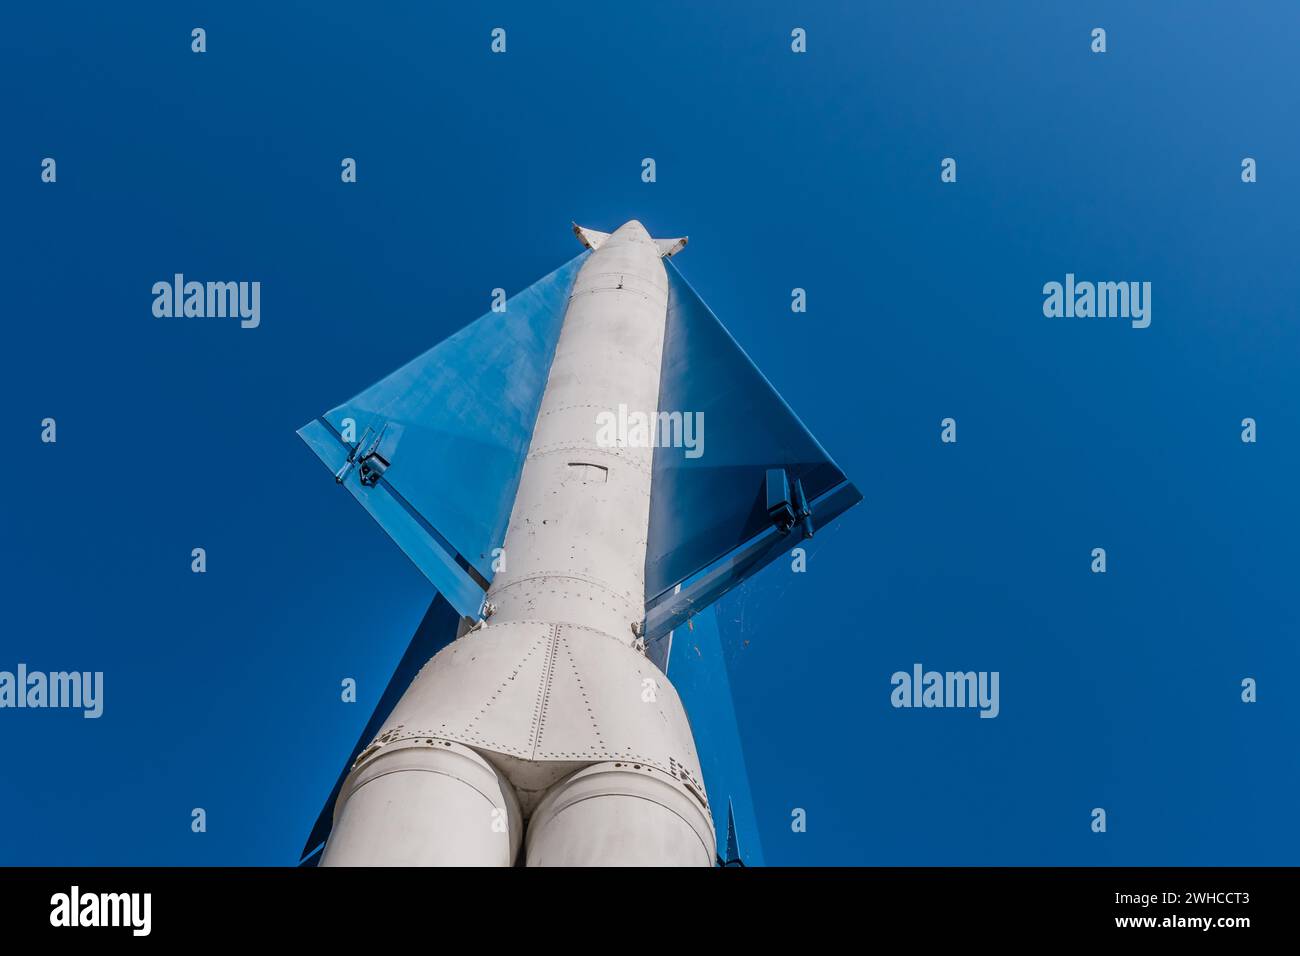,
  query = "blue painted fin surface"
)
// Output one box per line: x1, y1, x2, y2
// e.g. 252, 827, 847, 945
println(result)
297, 252, 588, 618
299, 591, 463, 862
666, 604, 764, 866
644, 261, 861, 637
